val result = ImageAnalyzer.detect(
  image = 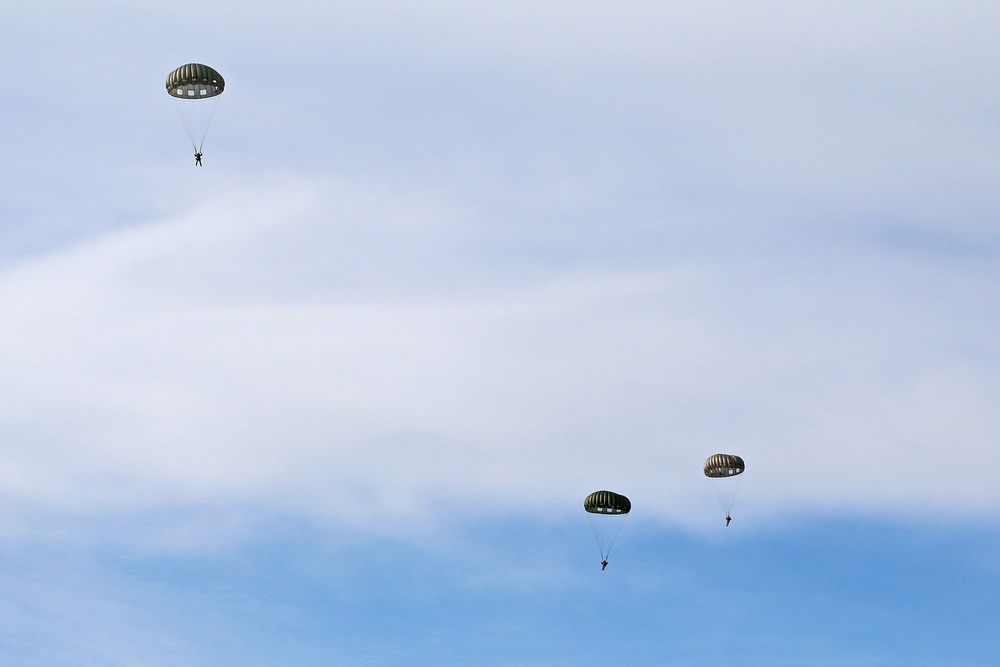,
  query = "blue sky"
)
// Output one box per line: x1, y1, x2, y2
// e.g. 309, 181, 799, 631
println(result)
1, 2, 999, 665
